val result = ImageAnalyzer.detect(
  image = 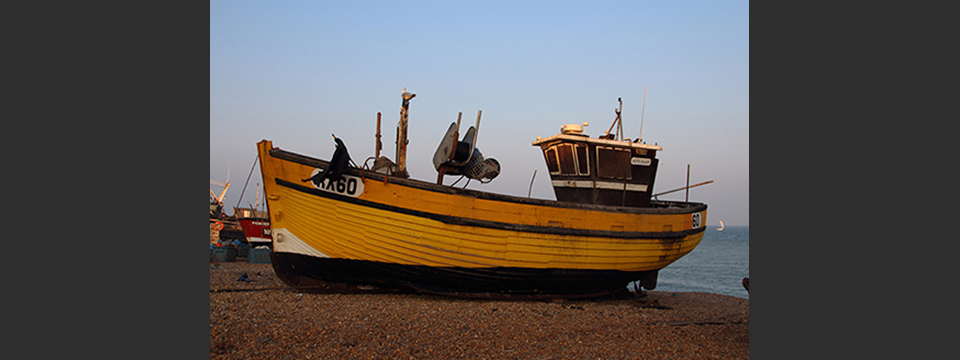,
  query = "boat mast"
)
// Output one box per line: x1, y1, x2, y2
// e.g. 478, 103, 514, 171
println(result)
397, 88, 416, 177
254, 183, 261, 211
211, 178, 229, 206
605, 97, 624, 140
